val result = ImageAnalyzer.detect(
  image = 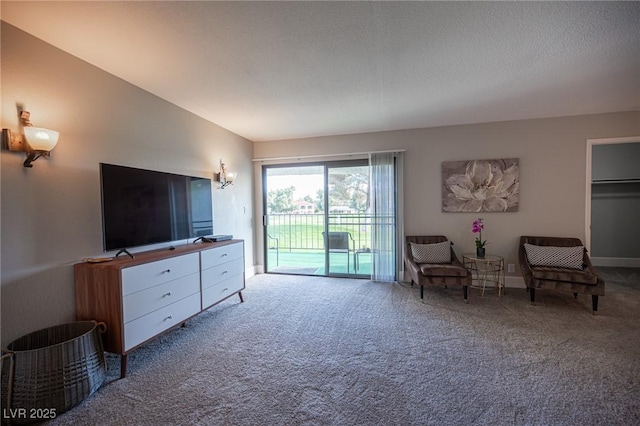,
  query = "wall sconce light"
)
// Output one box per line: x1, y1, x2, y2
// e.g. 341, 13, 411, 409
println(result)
214, 160, 235, 189
1, 110, 59, 168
